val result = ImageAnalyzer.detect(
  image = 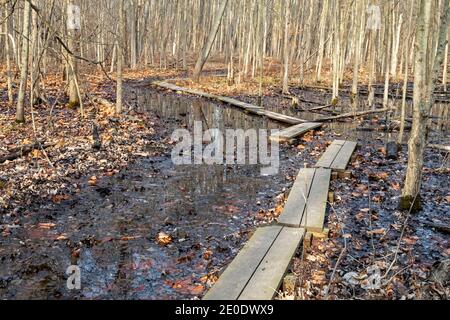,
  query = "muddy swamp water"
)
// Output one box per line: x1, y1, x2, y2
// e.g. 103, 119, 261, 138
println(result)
0, 84, 448, 299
